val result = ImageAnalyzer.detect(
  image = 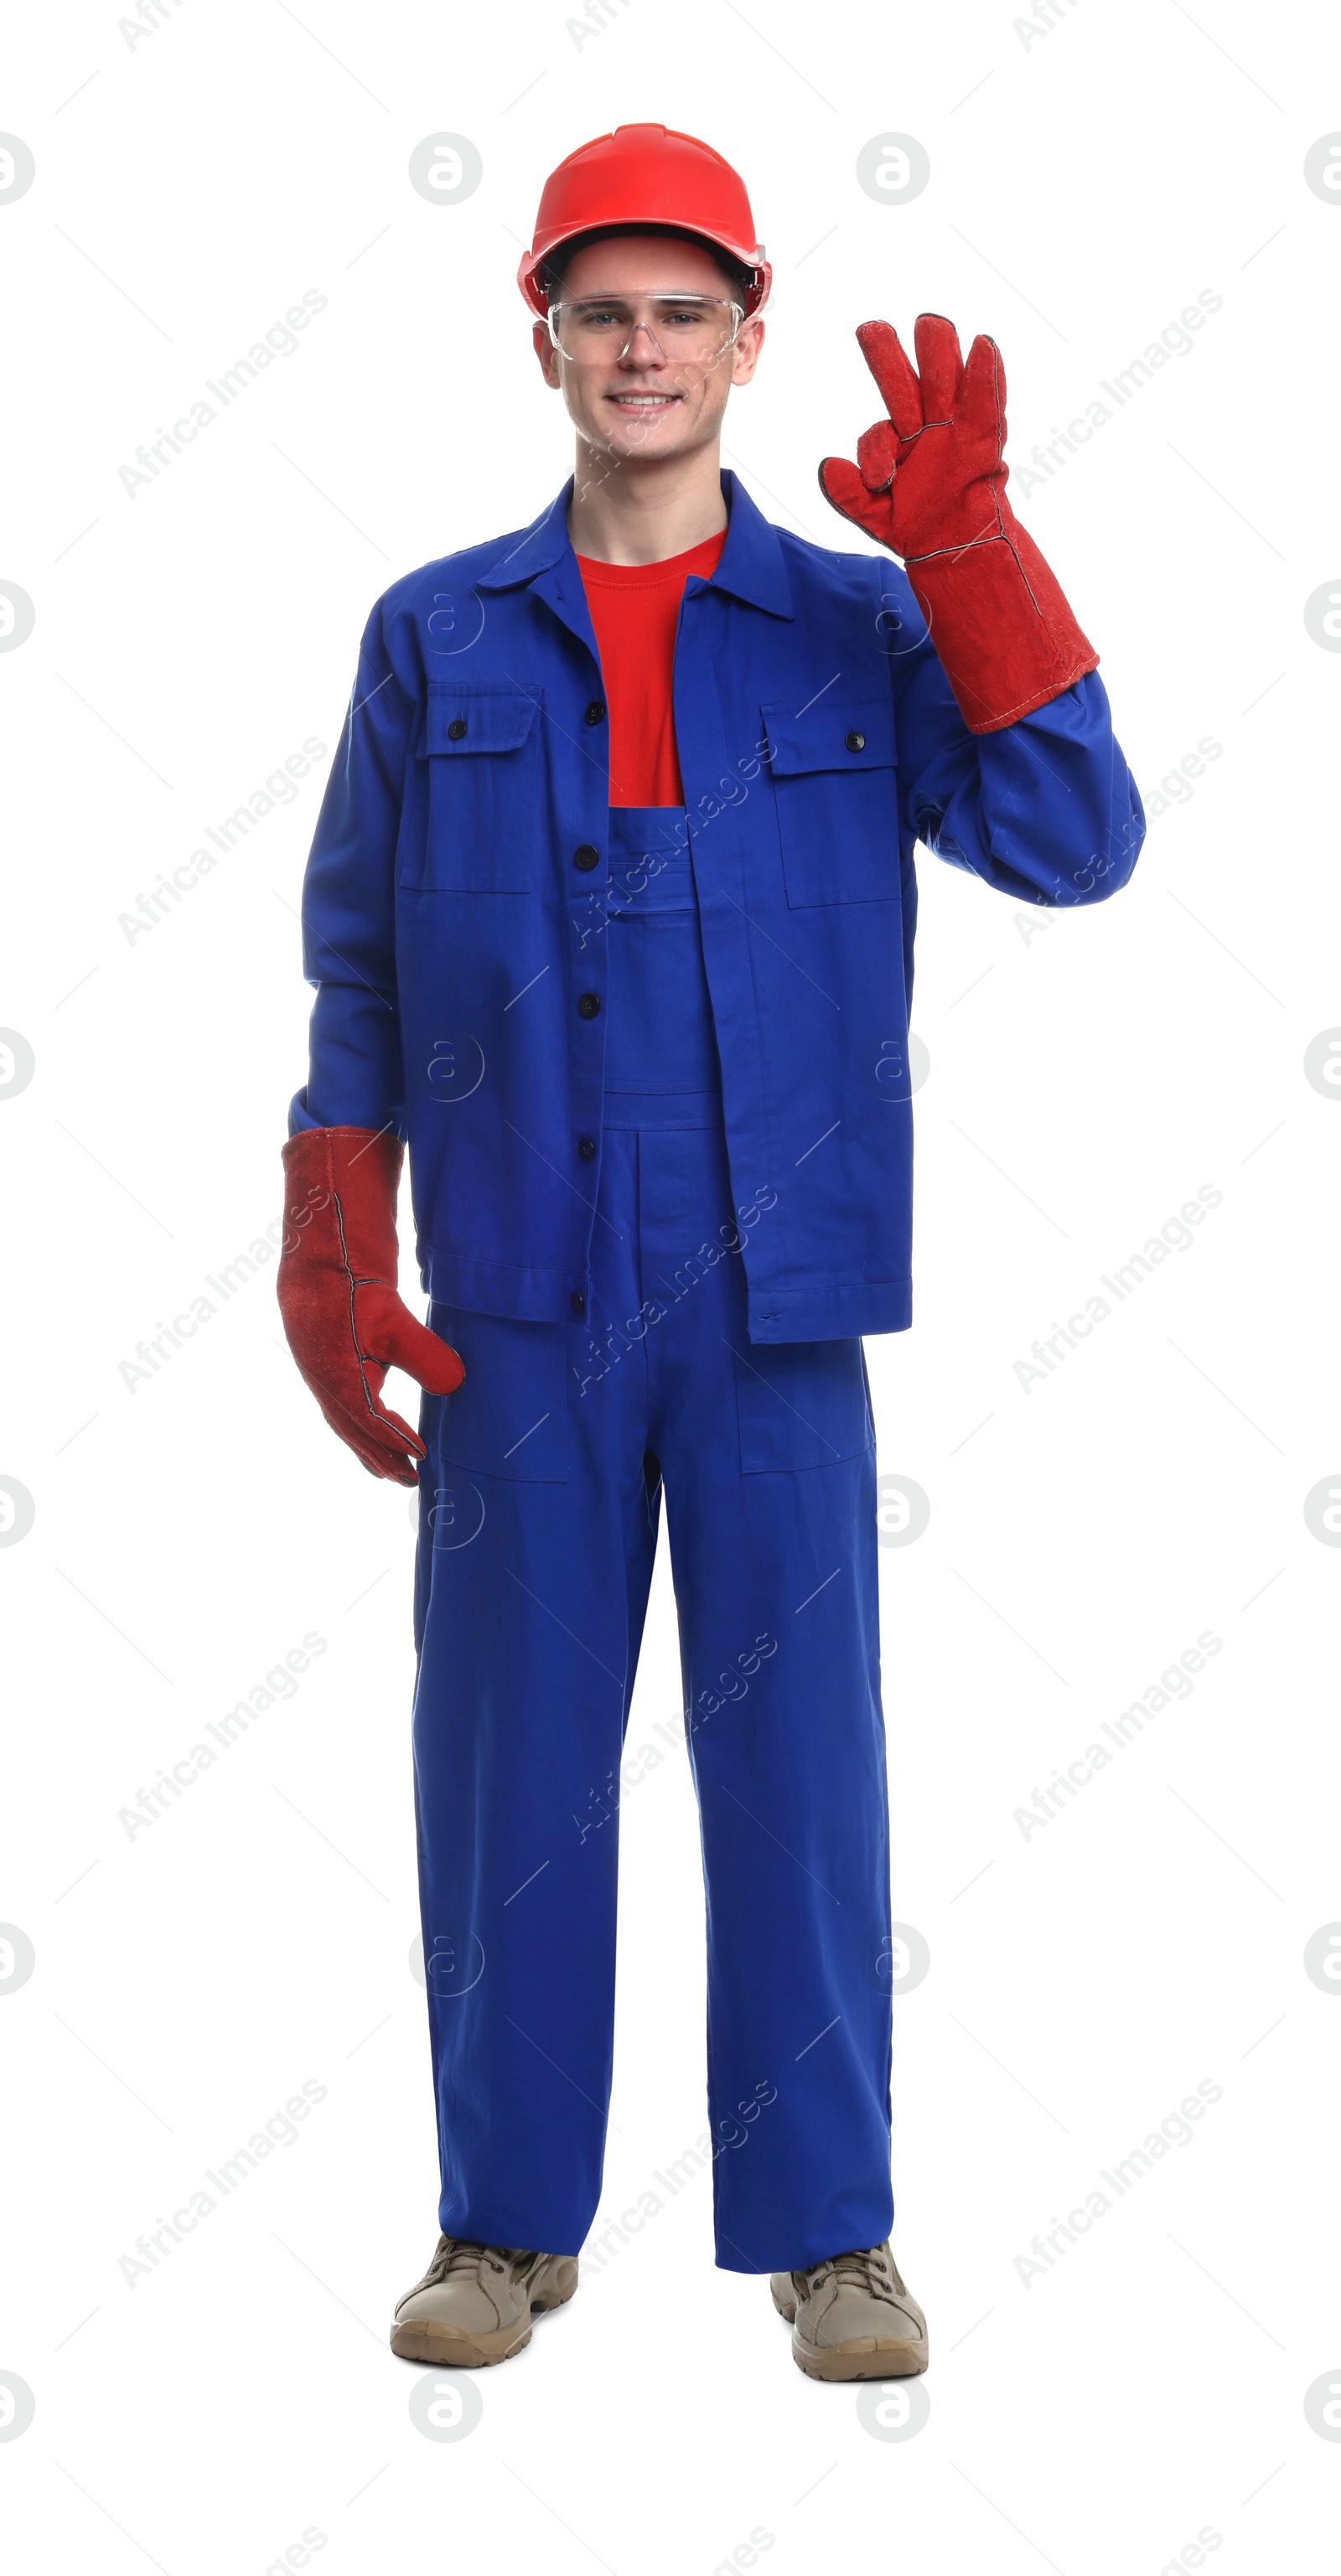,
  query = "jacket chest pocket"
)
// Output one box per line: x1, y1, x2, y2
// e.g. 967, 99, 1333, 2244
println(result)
761, 691, 898, 906
405, 687, 541, 892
